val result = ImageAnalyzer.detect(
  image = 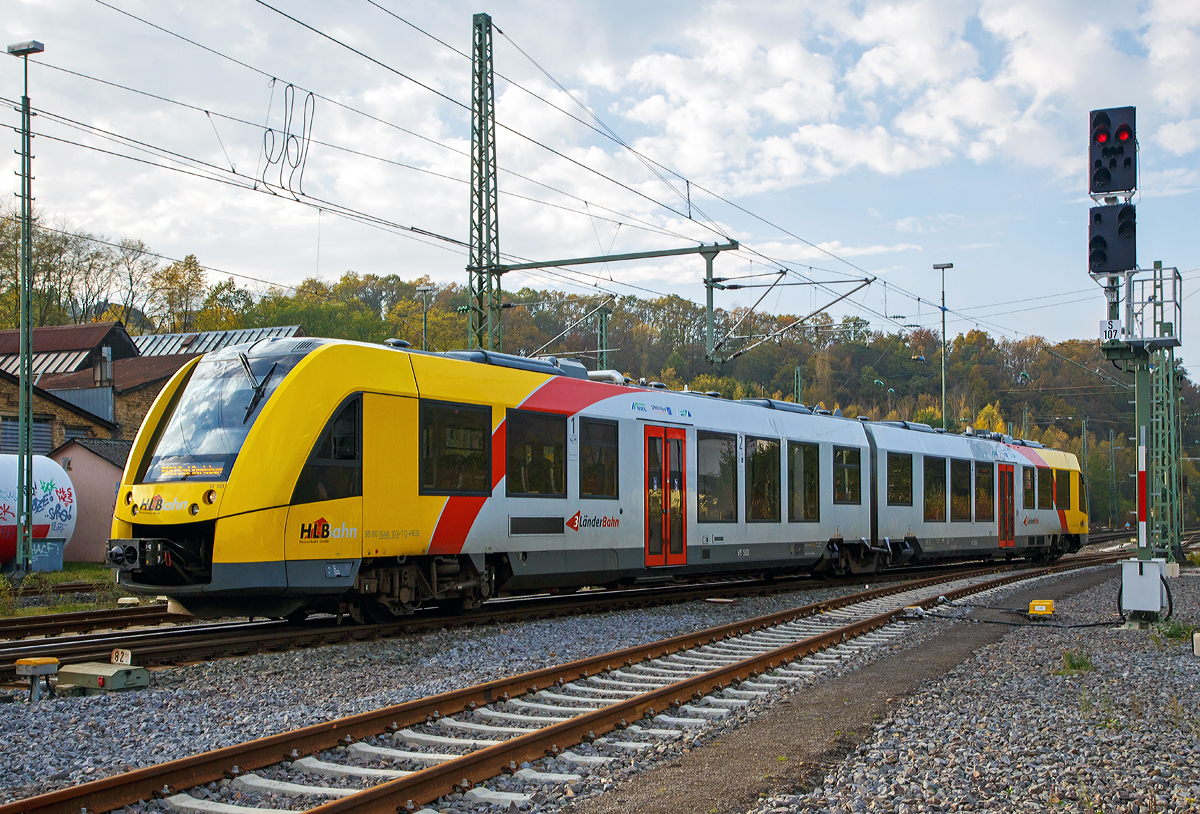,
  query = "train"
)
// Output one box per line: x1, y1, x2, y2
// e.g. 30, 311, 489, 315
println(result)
106, 337, 1088, 620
